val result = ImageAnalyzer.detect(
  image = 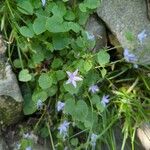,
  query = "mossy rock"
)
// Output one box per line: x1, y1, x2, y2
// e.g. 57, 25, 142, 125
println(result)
0, 96, 23, 127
